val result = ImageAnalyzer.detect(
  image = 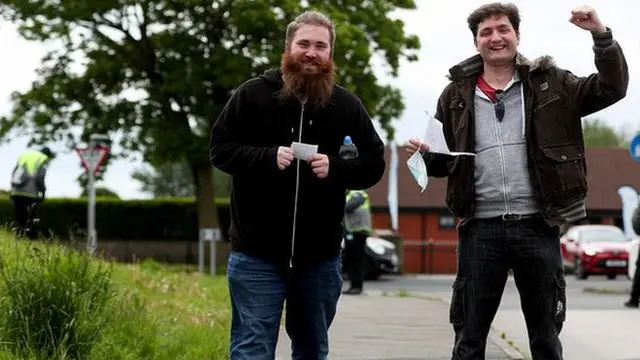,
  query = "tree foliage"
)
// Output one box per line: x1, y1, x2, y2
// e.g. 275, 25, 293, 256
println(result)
132, 163, 195, 198
132, 162, 231, 198
582, 117, 629, 148
0, 0, 420, 229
